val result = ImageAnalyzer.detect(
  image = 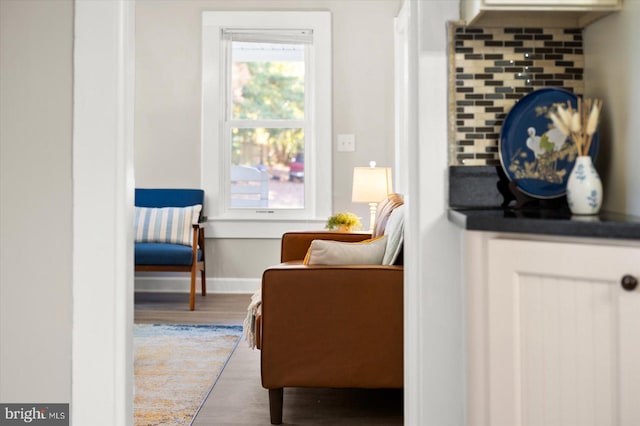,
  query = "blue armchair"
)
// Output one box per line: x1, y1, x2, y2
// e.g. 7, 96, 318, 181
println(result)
134, 188, 206, 310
